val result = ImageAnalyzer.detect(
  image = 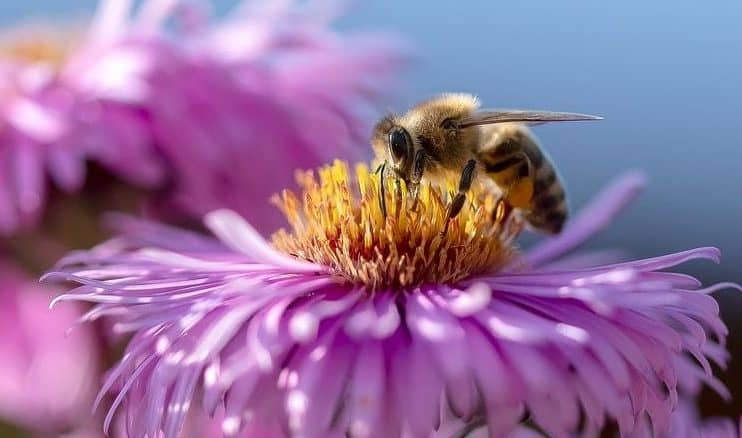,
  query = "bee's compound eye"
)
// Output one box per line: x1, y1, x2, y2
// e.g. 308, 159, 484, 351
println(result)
388, 128, 410, 163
